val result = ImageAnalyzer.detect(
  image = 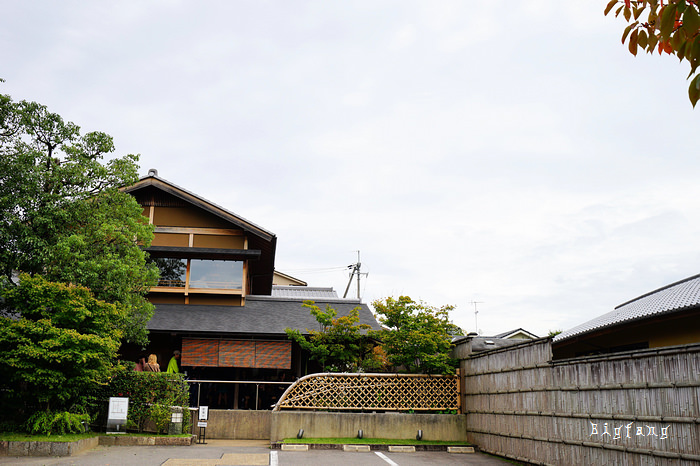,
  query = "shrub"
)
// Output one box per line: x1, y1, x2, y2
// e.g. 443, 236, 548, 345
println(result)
26, 411, 90, 436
